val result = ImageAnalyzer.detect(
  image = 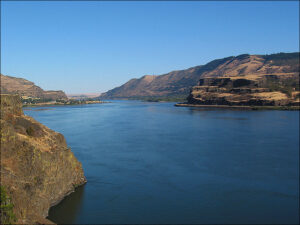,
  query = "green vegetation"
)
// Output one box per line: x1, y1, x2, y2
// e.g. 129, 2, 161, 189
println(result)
262, 52, 299, 61
26, 126, 35, 136
23, 98, 104, 107
0, 186, 17, 224
68, 99, 86, 105
142, 96, 187, 102
86, 97, 100, 101
262, 52, 299, 70
21, 97, 53, 104
60, 99, 93, 105
265, 77, 299, 98
114, 95, 188, 102
236, 54, 250, 60
56, 99, 85, 105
